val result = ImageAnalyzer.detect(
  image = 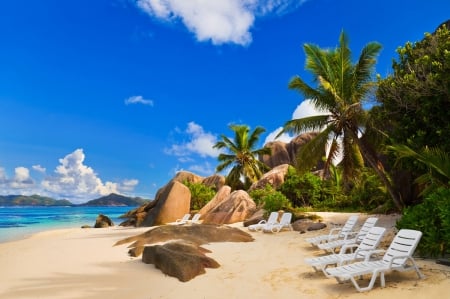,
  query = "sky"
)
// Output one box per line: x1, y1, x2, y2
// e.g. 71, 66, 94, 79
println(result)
0, 0, 448, 203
